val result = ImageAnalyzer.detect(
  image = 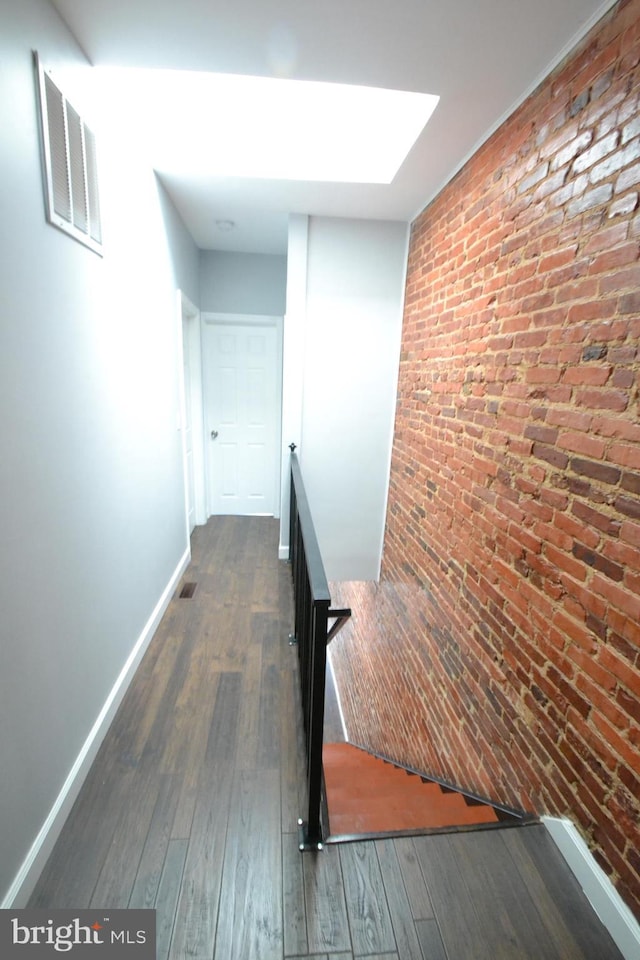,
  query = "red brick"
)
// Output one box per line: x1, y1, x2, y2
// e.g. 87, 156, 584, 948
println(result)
592, 575, 640, 620
588, 242, 640, 275
546, 544, 588, 582
532, 443, 570, 469
546, 408, 593, 431
371, 0, 640, 920
616, 494, 640, 520
568, 299, 618, 323
602, 537, 640, 569
572, 541, 625, 582
608, 443, 640, 470
558, 431, 607, 458
591, 711, 639, 769
524, 424, 558, 444
583, 221, 629, 254
617, 687, 640, 725
612, 368, 636, 388
571, 500, 620, 536
554, 511, 601, 549
552, 609, 599, 652
570, 458, 621, 484
575, 388, 630, 411
525, 366, 562, 384
621, 519, 640, 547
594, 417, 640, 442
